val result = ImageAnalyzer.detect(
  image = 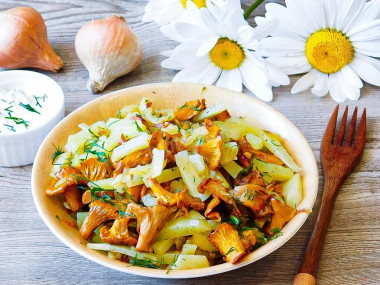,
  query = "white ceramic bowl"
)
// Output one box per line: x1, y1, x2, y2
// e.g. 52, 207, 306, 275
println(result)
31, 83, 318, 278
0, 70, 64, 167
